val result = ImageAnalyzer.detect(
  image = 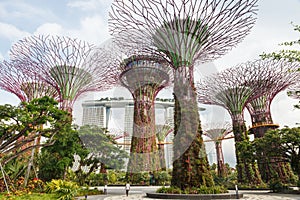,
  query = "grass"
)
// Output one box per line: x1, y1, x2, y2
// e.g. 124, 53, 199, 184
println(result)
0, 193, 58, 200
0, 188, 104, 200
